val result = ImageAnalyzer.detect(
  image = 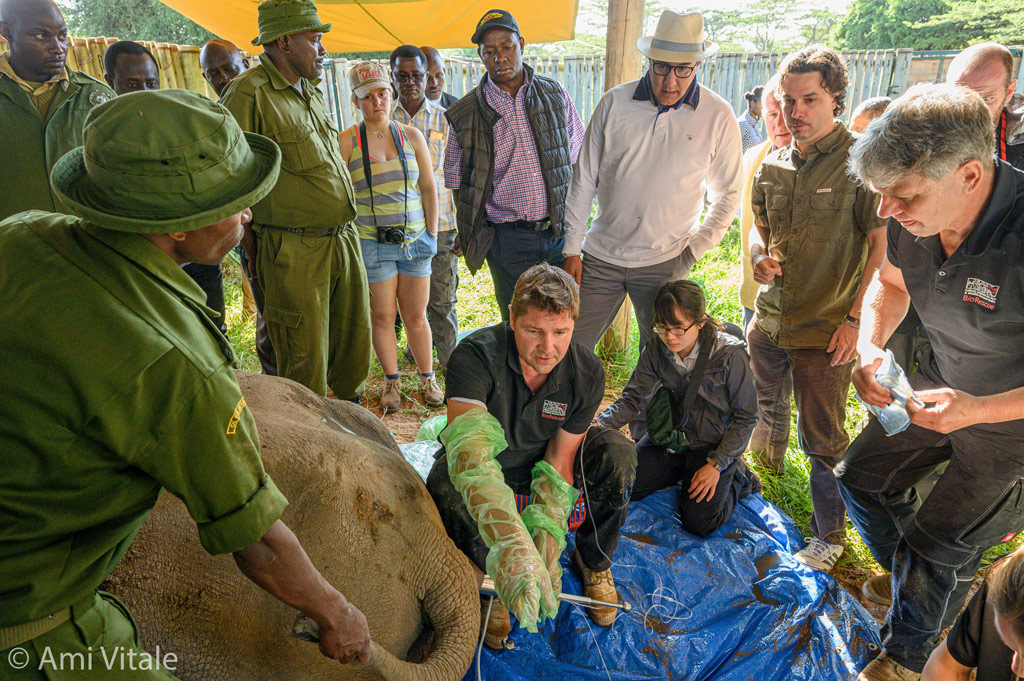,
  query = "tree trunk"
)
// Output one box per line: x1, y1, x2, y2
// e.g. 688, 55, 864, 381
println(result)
598, 0, 646, 354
